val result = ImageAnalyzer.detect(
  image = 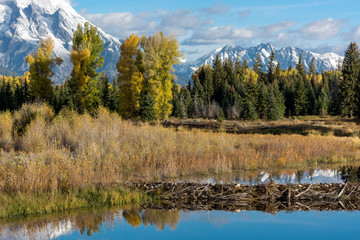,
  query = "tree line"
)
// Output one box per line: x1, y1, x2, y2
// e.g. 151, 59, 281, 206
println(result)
171, 43, 360, 121
0, 22, 360, 121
